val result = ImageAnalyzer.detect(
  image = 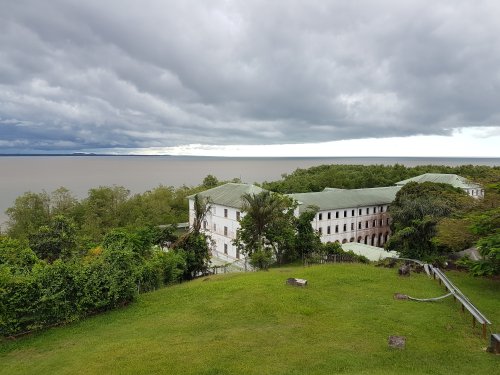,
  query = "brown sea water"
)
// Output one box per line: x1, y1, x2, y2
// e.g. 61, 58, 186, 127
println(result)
1, 156, 499, 230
